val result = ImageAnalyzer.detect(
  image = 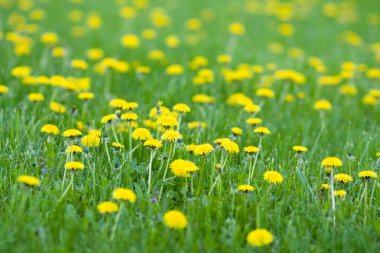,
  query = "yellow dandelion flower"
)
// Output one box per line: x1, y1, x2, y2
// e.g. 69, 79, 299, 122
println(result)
358, 170, 378, 179
156, 115, 178, 128
112, 142, 125, 149
123, 102, 139, 111
187, 121, 207, 129
163, 210, 188, 229
334, 190, 347, 198
314, 99, 332, 111
243, 146, 260, 154
81, 135, 100, 148
321, 184, 329, 190
263, 171, 283, 184
50, 102, 66, 114
101, 114, 117, 124
27, 93, 44, 102
88, 129, 101, 137
62, 129, 82, 138
132, 128, 152, 141
321, 157, 343, 168
166, 64, 183, 75
11, 66, 32, 78
71, 59, 88, 70
0, 85, 10, 94
244, 103, 261, 113
220, 139, 240, 154
64, 161, 85, 171
256, 88, 275, 98
237, 184, 255, 192
192, 94, 215, 104
254, 127, 270, 135
228, 22, 245, 36
121, 112, 138, 121
161, 130, 182, 142
231, 127, 243, 135
121, 34, 140, 48
17, 175, 40, 187
334, 173, 353, 183
109, 98, 127, 109
112, 188, 136, 203
173, 103, 191, 113
246, 229, 274, 247
65, 145, 83, 154
170, 159, 199, 177
143, 138, 162, 149
292, 145, 308, 153
78, 92, 95, 100
246, 117, 262, 126
193, 144, 214, 156
97, 201, 119, 214
41, 124, 59, 135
